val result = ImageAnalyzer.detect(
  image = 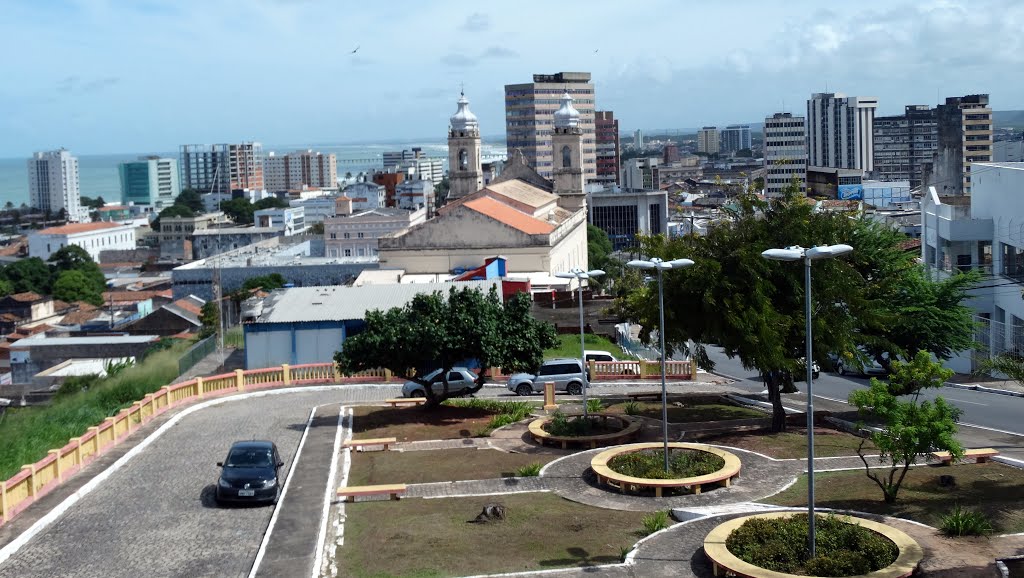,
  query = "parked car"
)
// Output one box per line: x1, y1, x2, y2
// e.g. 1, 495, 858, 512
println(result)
833, 350, 889, 377
402, 367, 478, 398
584, 350, 639, 375
506, 358, 587, 396
794, 358, 821, 381
215, 440, 284, 505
